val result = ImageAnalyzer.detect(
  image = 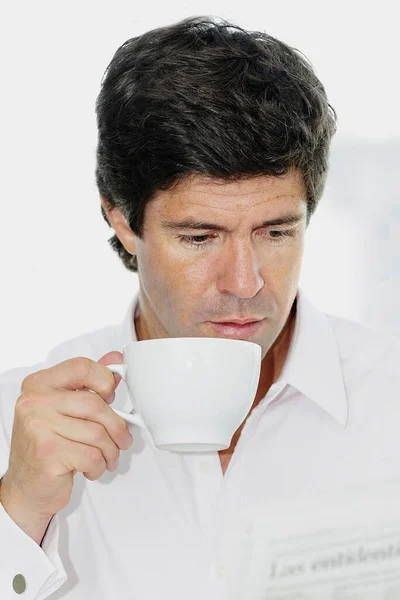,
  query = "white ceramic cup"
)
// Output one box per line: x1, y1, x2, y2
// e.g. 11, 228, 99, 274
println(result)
106, 337, 261, 452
